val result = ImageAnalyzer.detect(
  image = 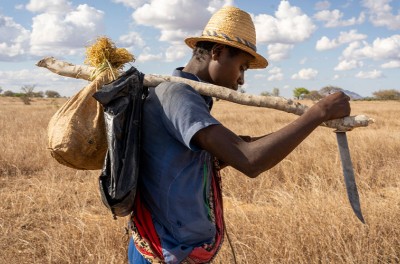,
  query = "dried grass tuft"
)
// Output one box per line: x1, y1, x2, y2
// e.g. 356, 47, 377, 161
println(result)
84, 36, 134, 79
